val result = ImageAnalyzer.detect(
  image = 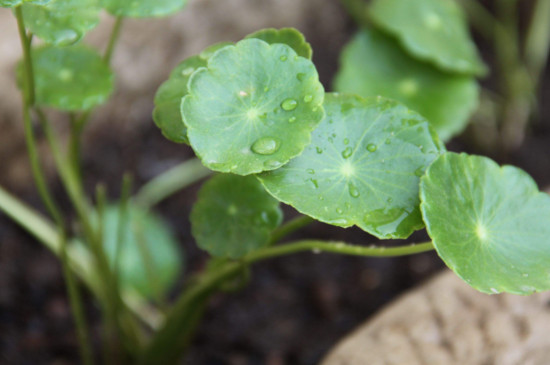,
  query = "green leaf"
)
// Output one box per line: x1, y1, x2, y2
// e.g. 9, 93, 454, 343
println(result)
101, 0, 187, 18
99, 204, 183, 299
0, 0, 49, 8
22, 0, 101, 46
334, 29, 479, 141
153, 42, 233, 144
191, 174, 283, 259
182, 38, 325, 175
245, 28, 313, 59
23, 45, 114, 111
369, 0, 487, 76
420, 152, 550, 295
258, 93, 444, 239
